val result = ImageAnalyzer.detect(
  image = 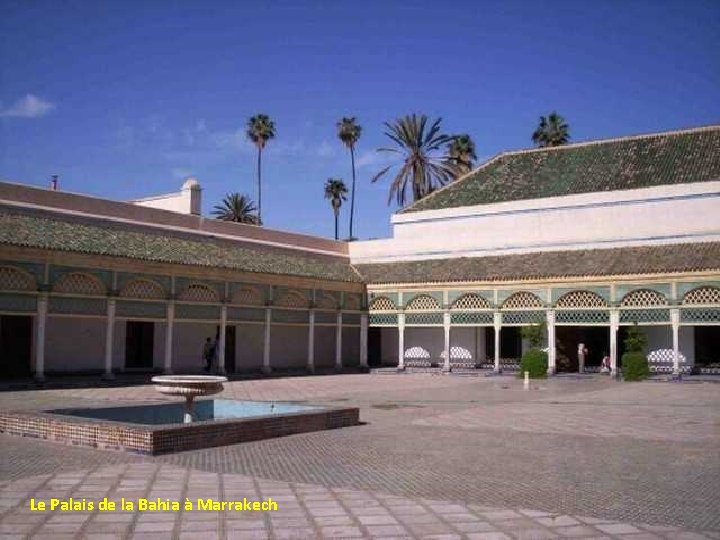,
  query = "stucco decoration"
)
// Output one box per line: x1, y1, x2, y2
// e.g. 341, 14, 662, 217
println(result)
620, 289, 668, 307
451, 293, 490, 310
119, 278, 166, 300
274, 289, 310, 308
682, 286, 720, 305
369, 296, 396, 311
53, 272, 106, 296
555, 290, 608, 308
501, 291, 544, 309
231, 286, 265, 306
344, 294, 362, 310
405, 294, 441, 311
315, 291, 339, 309
0, 266, 36, 292
177, 283, 220, 303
